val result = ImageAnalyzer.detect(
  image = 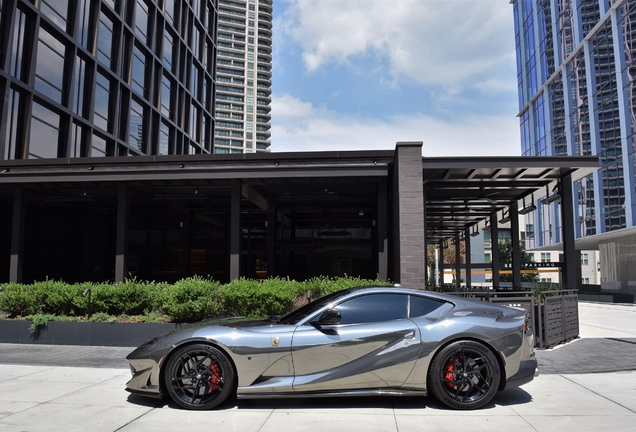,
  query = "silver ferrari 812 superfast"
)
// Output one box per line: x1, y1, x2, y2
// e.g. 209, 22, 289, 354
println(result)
126, 286, 538, 410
